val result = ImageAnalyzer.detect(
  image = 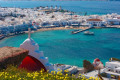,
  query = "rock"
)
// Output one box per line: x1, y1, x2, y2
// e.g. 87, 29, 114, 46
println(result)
0, 47, 29, 70
83, 60, 94, 73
